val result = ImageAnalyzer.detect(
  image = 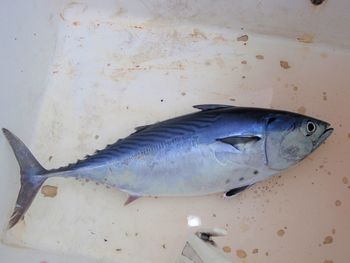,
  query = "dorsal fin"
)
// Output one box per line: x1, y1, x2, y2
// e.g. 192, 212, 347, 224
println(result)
193, 104, 233, 111
134, 124, 151, 132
